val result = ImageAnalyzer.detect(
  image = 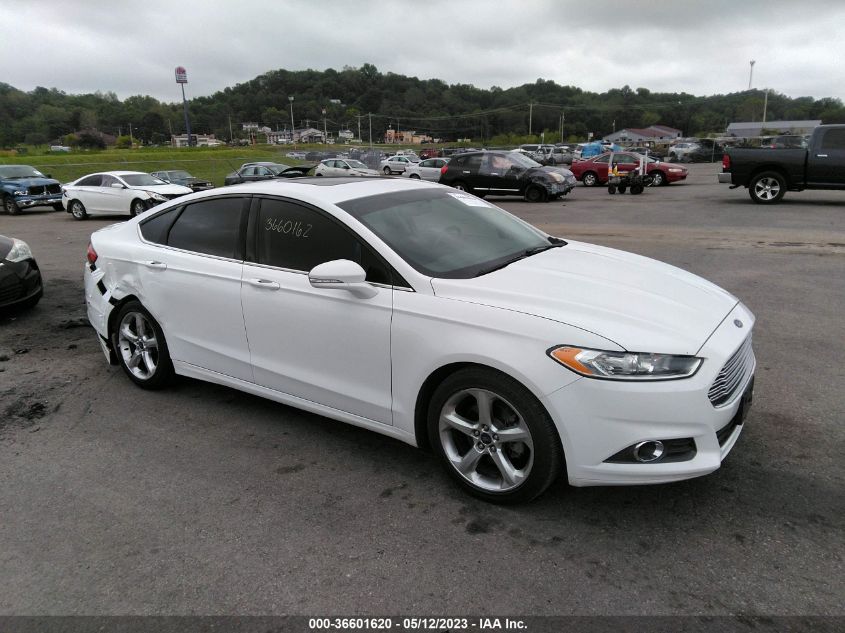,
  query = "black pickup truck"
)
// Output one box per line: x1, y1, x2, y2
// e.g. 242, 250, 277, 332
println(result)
718, 124, 845, 204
